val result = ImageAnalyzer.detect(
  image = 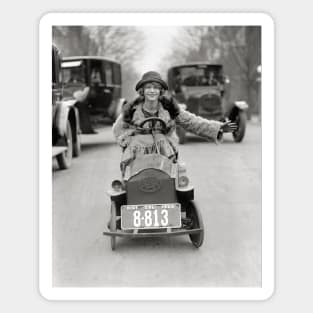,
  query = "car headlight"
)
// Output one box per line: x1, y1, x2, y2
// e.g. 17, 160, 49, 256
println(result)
178, 175, 189, 188
111, 180, 123, 192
